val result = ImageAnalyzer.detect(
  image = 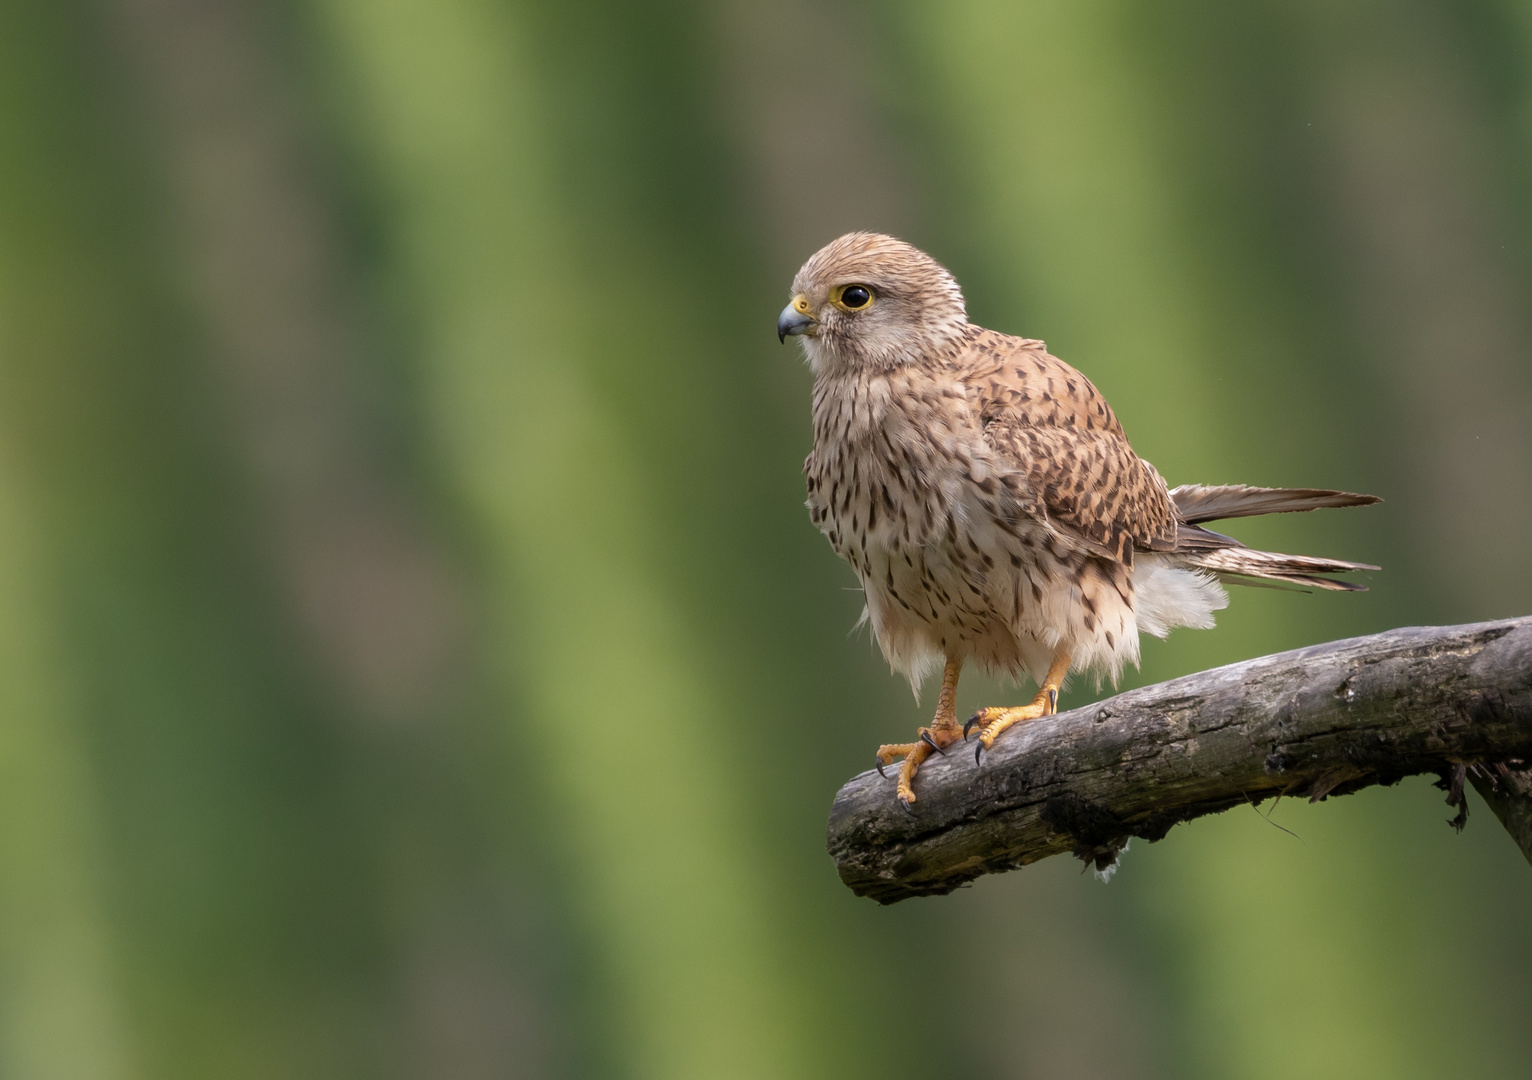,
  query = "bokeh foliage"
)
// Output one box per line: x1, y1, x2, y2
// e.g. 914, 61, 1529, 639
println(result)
0, 1, 1529, 1078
